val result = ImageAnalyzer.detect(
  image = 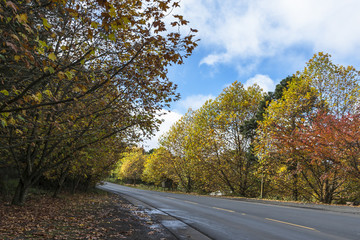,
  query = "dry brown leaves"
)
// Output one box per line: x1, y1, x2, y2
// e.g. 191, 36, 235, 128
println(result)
0, 192, 173, 240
